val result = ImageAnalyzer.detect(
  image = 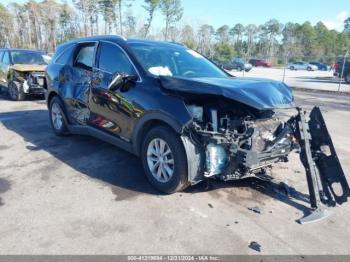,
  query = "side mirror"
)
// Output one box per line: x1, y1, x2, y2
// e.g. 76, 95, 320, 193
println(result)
108, 73, 138, 91
108, 73, 124, 91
